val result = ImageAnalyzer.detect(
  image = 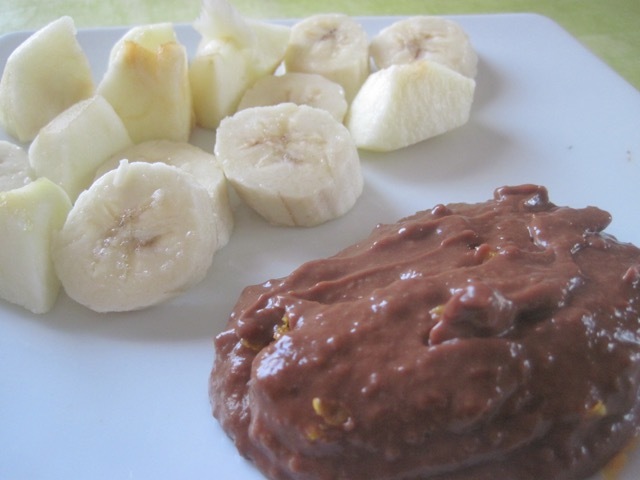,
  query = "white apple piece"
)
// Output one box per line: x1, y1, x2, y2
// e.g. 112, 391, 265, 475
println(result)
189, 0, 290, 129
53, 161, 217, 313
0, 177, 71, 314
215, 103, 363, 227
284, 14, 370, 101
346, 60, 476, 152
0, 16, 95, 142
0, 141, 34, 192
370, 16, 478, 78
94, 140, 234, 249
237, 72, 349, 123
28, 95, 133, 202
97, 23, 193, 143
